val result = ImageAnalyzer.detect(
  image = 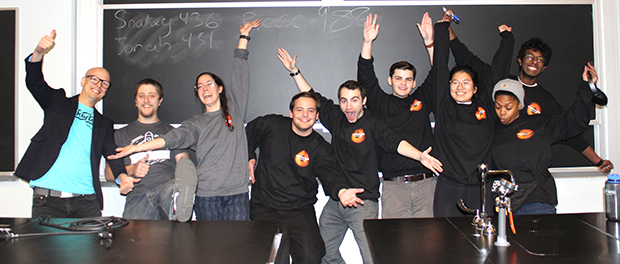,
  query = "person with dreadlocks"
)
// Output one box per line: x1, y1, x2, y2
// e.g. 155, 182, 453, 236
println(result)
109, 19, 261, 221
